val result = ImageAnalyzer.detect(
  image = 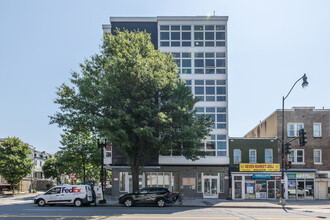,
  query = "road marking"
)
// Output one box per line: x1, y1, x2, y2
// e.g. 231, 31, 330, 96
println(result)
0, 216, 239, 219
23, 209, 73, 211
